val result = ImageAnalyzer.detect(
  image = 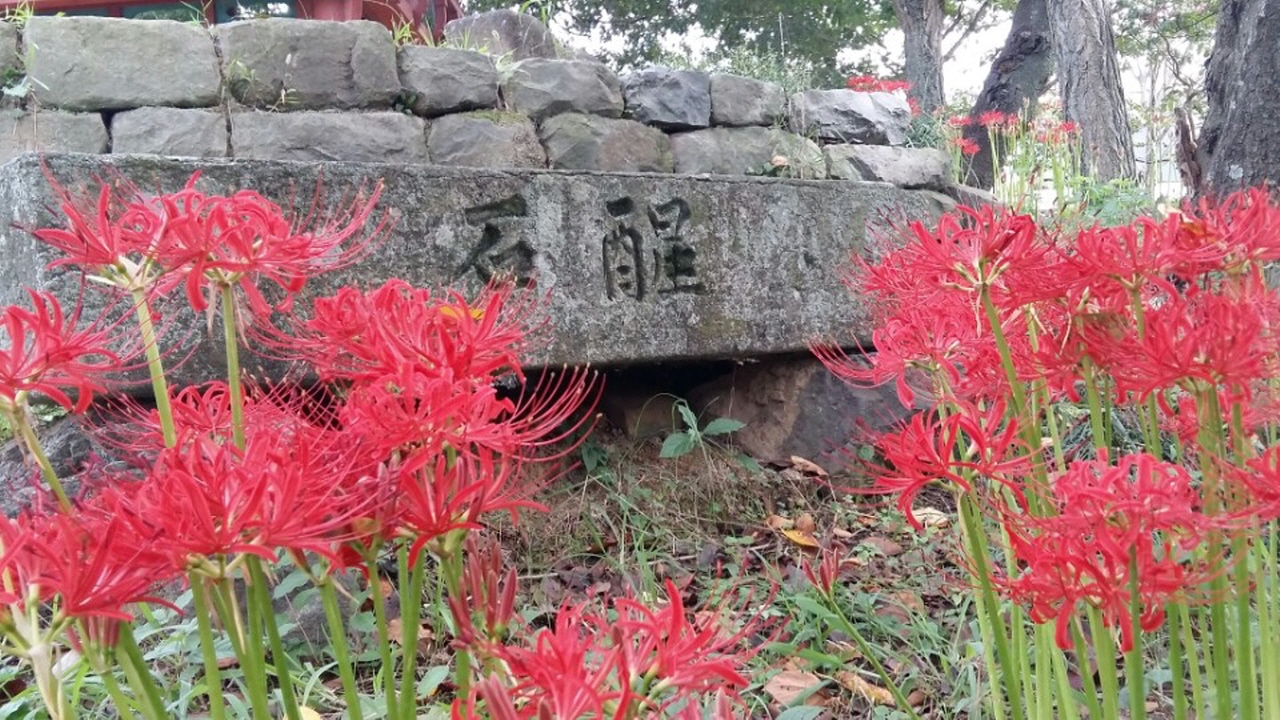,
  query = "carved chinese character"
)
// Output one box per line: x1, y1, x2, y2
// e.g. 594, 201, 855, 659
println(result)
603, 197, 649, 300
602, 196, 704, 300
647, 198, 703, 295
456, 194, 537, 287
